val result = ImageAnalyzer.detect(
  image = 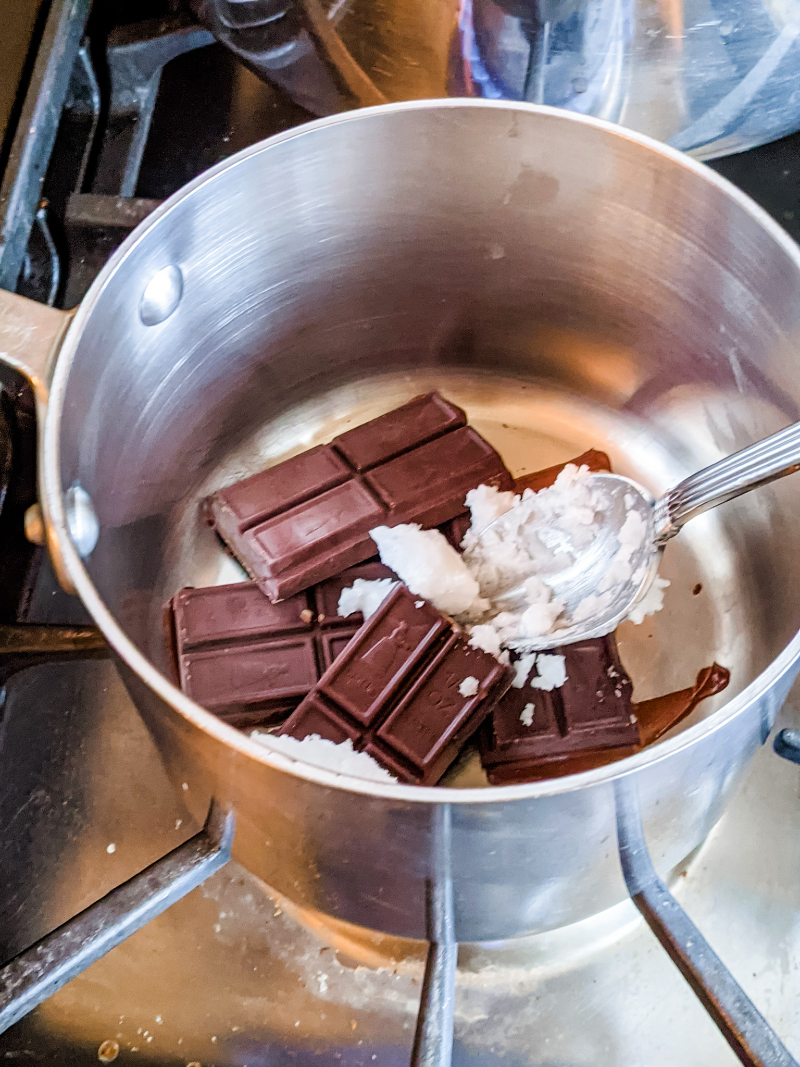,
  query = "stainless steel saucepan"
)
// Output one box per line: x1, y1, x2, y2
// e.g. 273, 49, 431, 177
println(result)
2, 100, 800, 946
